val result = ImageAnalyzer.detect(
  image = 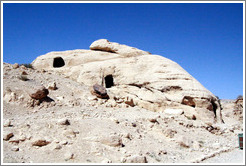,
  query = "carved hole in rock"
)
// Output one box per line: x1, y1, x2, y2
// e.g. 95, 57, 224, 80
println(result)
53, 57, 65, 68
181, 96, 196, 108
105, 75, 114, 88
